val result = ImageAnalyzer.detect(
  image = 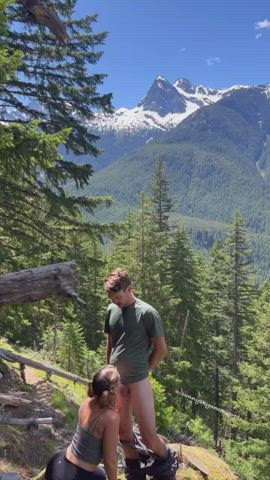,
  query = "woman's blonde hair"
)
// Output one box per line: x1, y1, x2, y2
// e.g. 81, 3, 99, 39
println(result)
88, 365, 120, 408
